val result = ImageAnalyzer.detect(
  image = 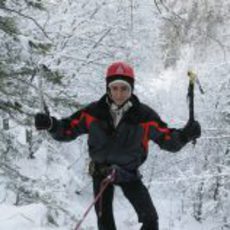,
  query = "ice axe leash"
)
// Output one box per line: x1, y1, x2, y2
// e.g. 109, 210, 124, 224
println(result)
187, 70, 204, 144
